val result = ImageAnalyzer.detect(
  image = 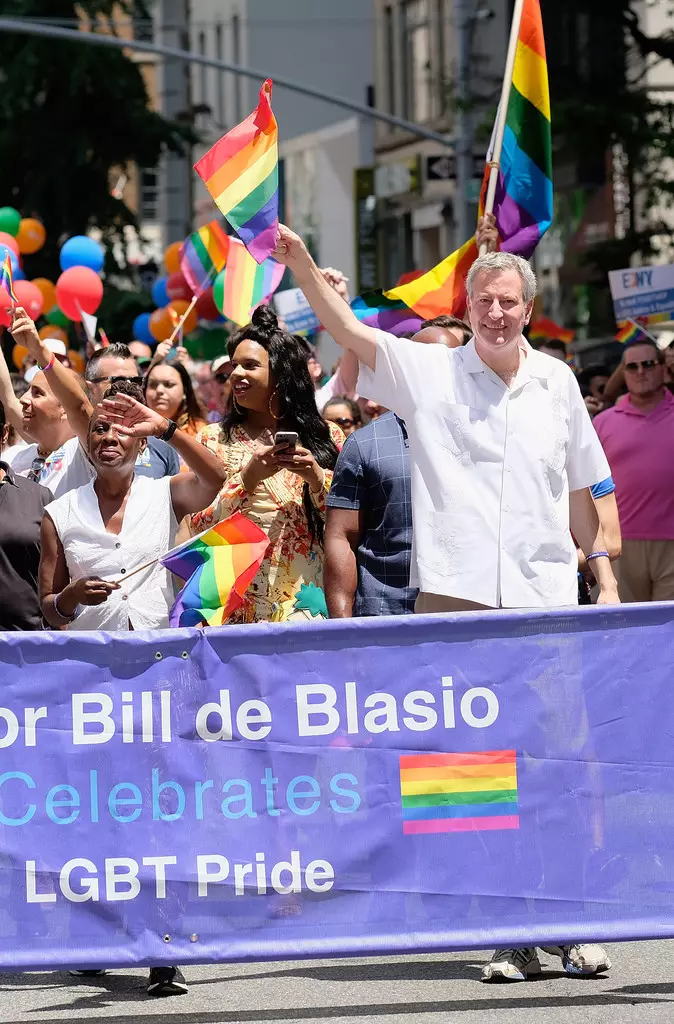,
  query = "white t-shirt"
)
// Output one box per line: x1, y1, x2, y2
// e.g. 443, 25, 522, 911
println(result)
6, 438, 92, 498
357, 332, 610, 608
45, 475, 178, 631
